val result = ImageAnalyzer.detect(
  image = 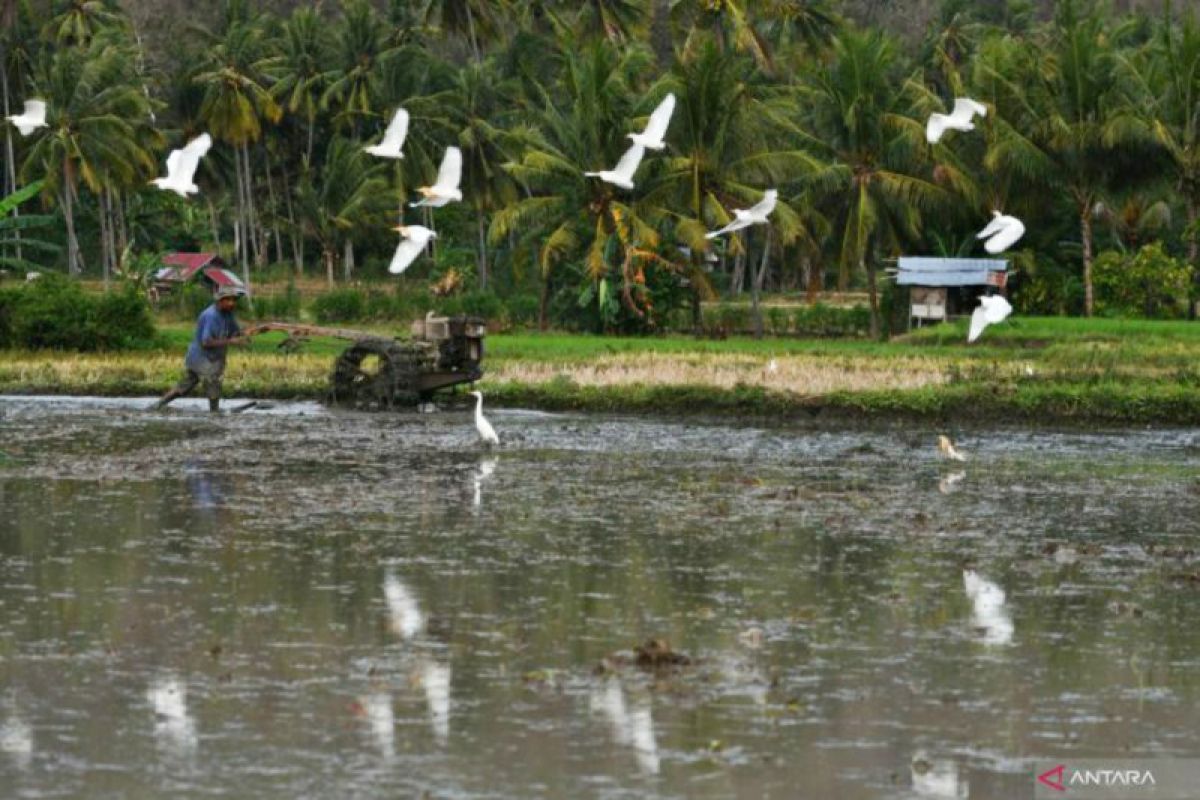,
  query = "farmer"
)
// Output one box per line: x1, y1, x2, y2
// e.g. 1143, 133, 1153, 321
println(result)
154, 286, 256, 412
